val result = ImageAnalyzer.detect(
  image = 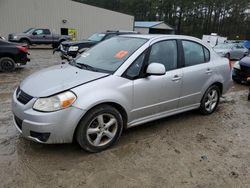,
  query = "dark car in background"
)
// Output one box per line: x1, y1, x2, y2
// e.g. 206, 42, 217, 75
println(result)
0, 39, 29, 72
8, 28, 71, 48
57, 30, 138, 59
232, 56, 250, 84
